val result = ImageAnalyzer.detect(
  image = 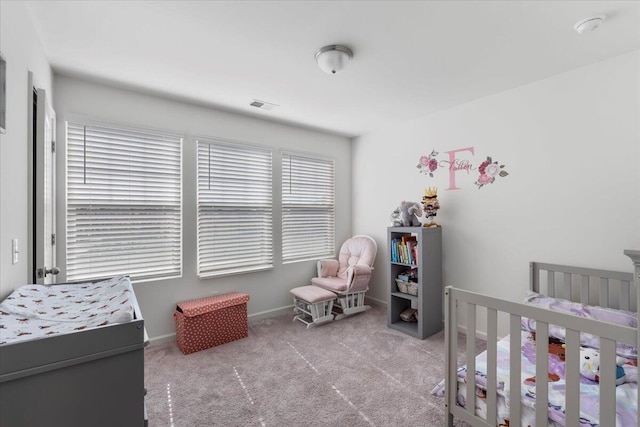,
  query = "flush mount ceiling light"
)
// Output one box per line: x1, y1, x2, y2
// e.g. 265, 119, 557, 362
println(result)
574, 15, 606, 35
315, 45, 353, 74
